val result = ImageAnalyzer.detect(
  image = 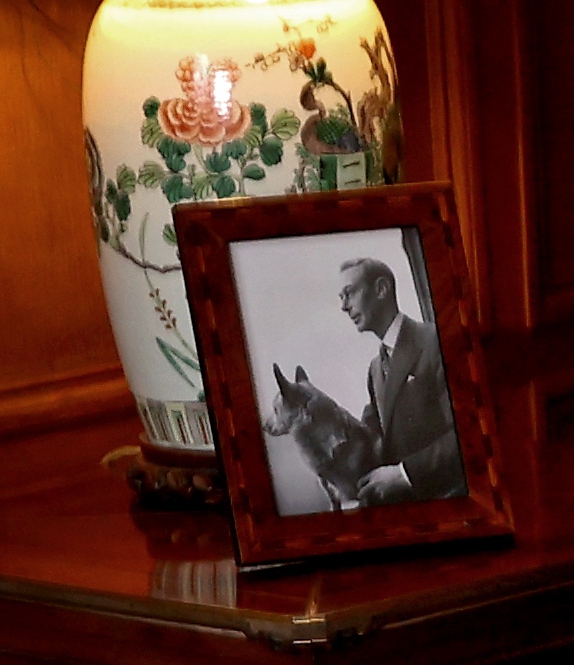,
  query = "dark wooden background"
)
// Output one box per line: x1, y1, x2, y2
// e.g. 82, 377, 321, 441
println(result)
2, 0, 573, 437
2, 3, 574, 664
